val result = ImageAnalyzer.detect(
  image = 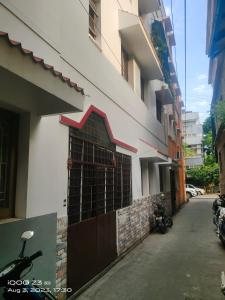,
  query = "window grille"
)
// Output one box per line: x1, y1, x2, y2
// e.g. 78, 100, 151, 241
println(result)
0, 124, 10, 208
0, 109, 18, 219
89, 0, 98, 39
68, 113, 132, 225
